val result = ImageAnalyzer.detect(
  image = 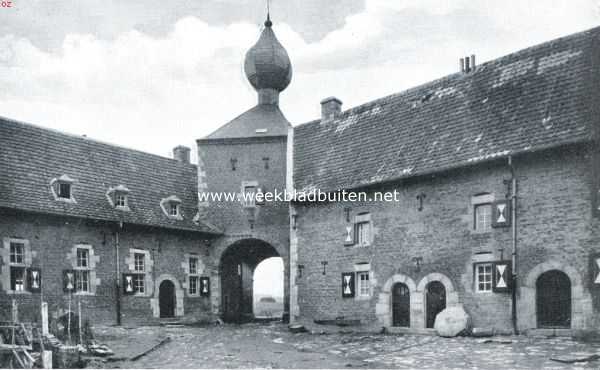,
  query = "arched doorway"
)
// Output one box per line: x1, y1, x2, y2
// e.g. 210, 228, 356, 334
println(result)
253, 257, 284, 319
536, 270, 571, 328
426, 281, 446, 328
159, 280, 175, 318
220, 239, 280, 323
392, 283, 410, 327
